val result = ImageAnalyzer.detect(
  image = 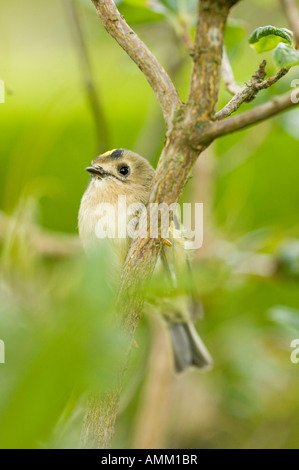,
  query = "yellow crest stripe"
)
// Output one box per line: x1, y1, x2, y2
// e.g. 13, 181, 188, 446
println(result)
101, 149, 117, 158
